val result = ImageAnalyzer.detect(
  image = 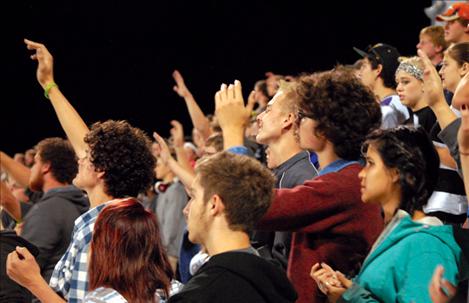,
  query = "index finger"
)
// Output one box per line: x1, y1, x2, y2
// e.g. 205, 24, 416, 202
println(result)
234, 80, 243, 102
417, 49, 434, 70
24, 38, 44, 50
